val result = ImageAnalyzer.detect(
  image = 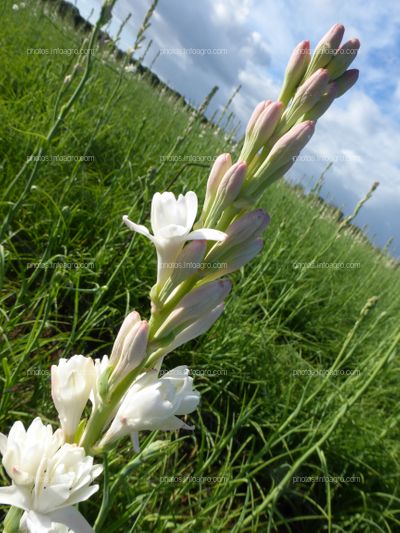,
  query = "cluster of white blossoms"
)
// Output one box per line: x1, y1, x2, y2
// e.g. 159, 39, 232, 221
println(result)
0, 418, 101, 532
0, 22, 359, 532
